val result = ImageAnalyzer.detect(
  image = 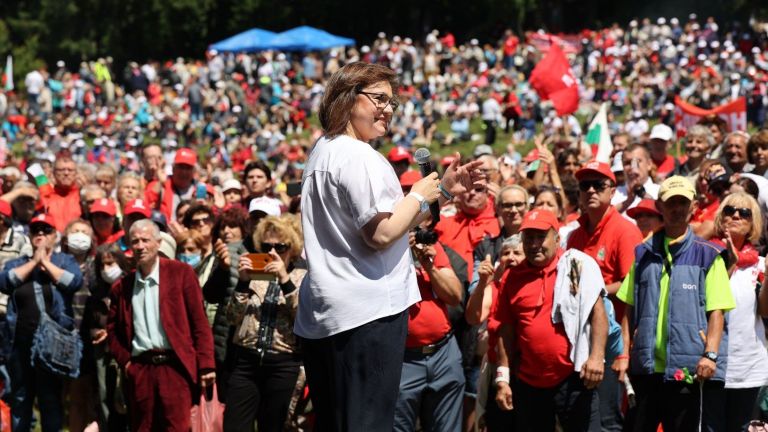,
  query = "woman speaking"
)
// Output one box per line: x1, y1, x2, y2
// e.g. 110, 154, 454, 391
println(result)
297, 61, 482, 431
